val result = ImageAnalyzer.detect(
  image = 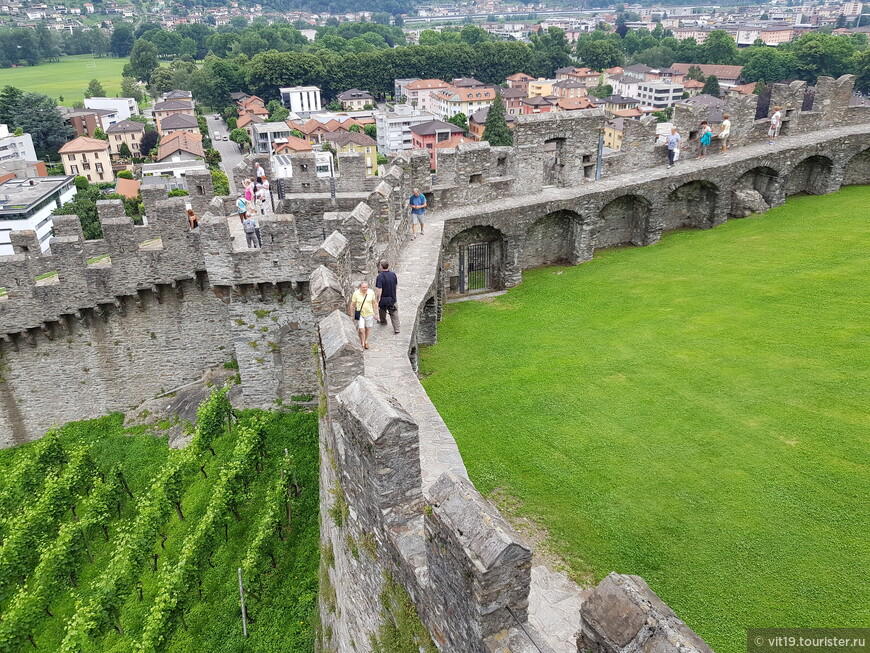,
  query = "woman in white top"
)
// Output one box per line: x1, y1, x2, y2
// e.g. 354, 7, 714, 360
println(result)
768, 106, 782, 144
717, 113, 731, 155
